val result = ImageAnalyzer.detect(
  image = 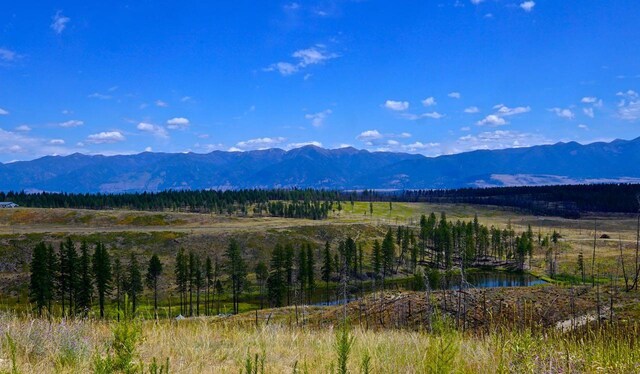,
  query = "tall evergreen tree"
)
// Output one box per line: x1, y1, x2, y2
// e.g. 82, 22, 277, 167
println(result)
284, 244, 295, 306
29, 242, 53, 316
193, 255, 203, 316
174, 248, 188, 315
321, 241, 333, 304
225, 240, 247, 314
126, 253, 143, 315
255, 261, 269, 309
146, 254, 163, 317
113, 257, 123, 320
92, 242, 112, 319
382, 229, 395, 284
205, 256, 213, 315
267, 244, 286, 307
297, 247, 308, 303
306, 244, 315, 304
371, 240, 382, 278
76, 241, 93, 315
